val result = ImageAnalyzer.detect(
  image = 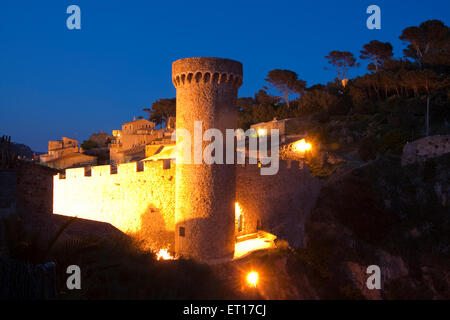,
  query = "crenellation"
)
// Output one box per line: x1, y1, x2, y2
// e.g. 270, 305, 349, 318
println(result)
162, 159, 171, 170
173, 57, 243, 263
53, 153, 318, 253
53, 158, 177, 248
65, 167, 86, 179
58, 160, 177, 181
91, 164, 112, 177
144, 159, 174, 172
172, 70, 242, 88
52, 57, 320, 262
118, 162, 138, 175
